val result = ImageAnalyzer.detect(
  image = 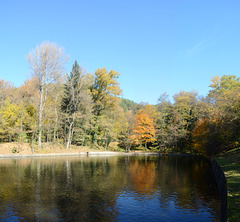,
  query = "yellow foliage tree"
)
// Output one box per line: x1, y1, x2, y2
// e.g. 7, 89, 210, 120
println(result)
140, 104, 159, 122
0, 98, 21, 141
